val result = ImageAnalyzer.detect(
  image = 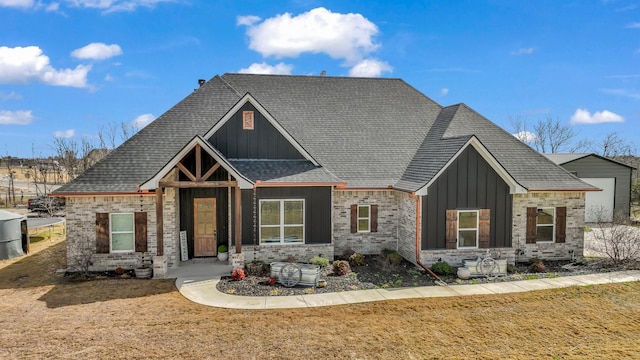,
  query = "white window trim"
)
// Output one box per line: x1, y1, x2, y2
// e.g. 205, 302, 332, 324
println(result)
536, 207, 555, 243
259, 199, 305, 245
458, 210, 479, 249
109, 213, 135, 253
357, 204, 371, 233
